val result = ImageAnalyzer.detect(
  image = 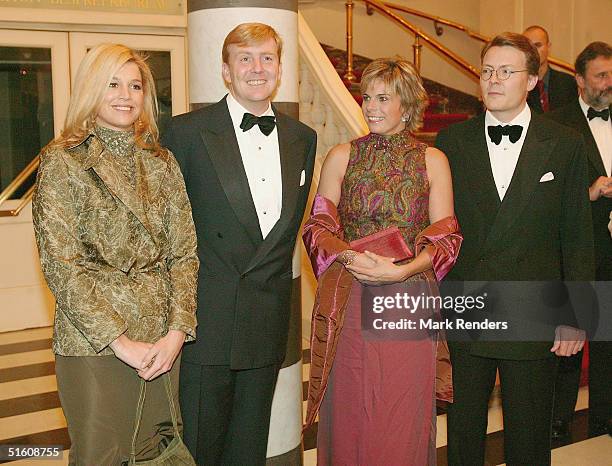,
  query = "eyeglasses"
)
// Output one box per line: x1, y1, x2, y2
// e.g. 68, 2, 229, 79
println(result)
480, 67, 528, 81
